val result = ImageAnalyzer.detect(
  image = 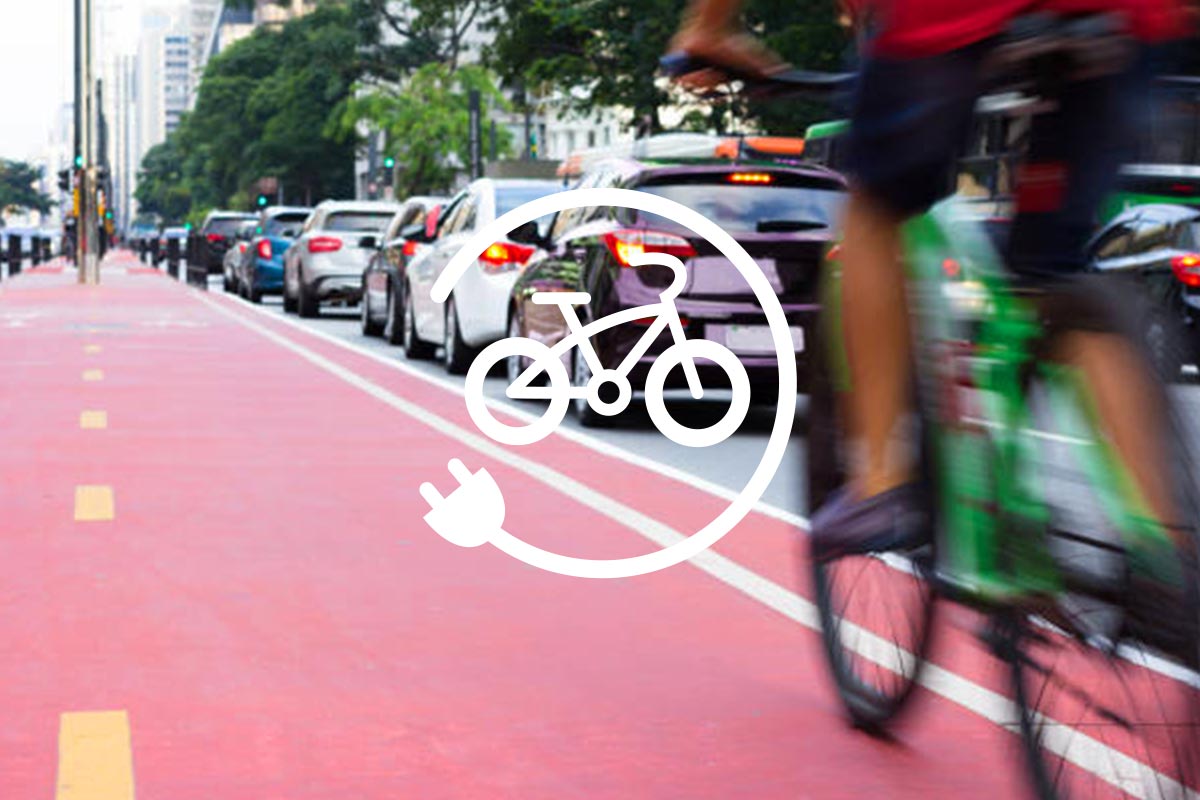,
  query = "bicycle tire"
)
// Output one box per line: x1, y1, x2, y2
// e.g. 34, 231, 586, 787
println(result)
807, 311, 938, 732
1005, 366, 1200, 799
